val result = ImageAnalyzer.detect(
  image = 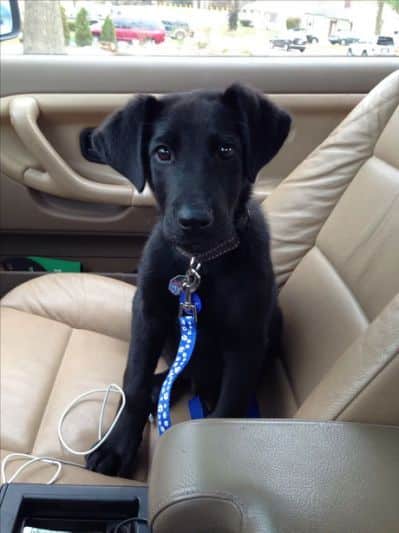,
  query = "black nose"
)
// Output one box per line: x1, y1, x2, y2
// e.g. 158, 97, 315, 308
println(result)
177, 206, 213, 230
